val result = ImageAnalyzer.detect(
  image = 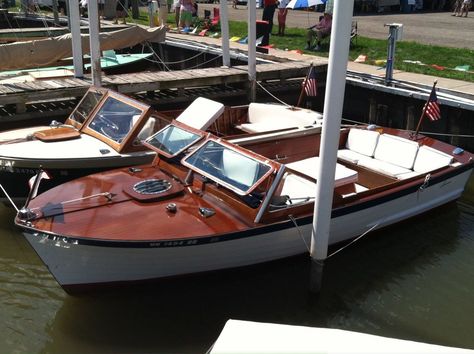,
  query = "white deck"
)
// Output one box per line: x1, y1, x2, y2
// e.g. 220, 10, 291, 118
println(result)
210, 320, 473, 354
